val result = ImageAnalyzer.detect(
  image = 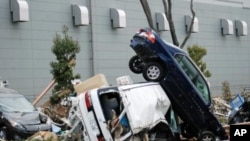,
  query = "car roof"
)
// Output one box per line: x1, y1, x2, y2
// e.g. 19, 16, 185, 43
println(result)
0, 87, 22, 97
